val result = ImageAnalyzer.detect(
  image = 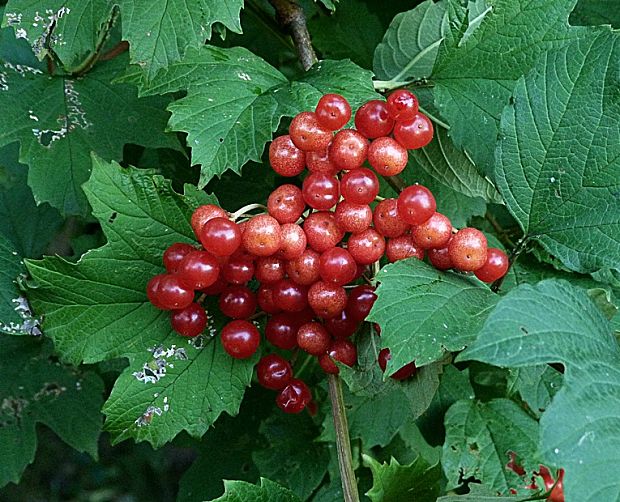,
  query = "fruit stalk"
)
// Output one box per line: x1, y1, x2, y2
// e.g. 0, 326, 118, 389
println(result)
269, 0, 318, 70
